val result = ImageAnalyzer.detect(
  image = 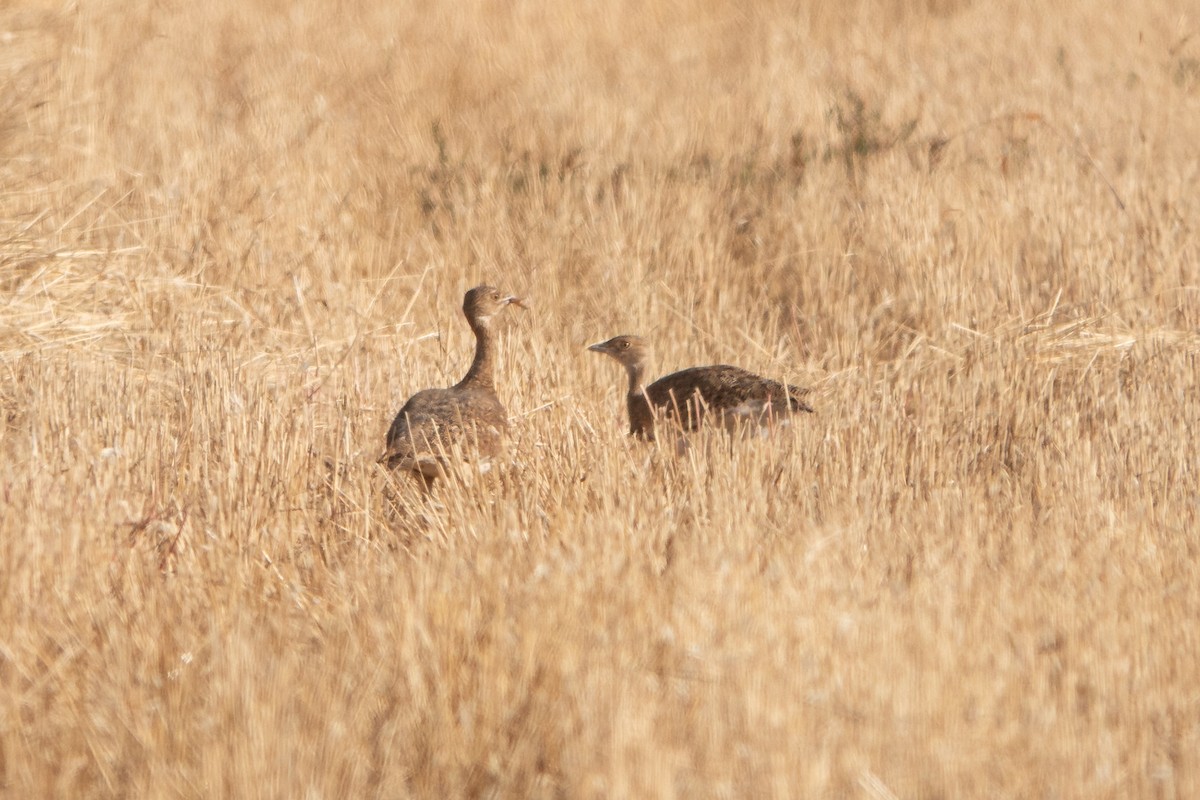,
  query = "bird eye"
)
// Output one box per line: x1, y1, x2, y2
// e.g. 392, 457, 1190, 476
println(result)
492, 292, 500, 300
621, 340, 630, 349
